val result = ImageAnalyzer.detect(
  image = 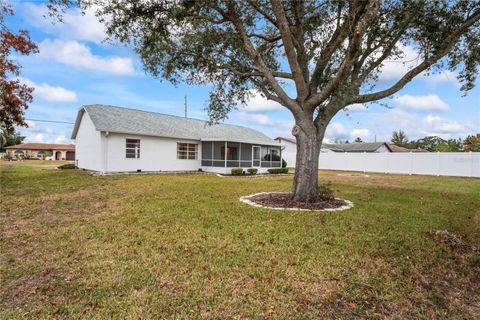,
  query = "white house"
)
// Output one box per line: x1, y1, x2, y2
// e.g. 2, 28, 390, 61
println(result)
71, 104, 284, 174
